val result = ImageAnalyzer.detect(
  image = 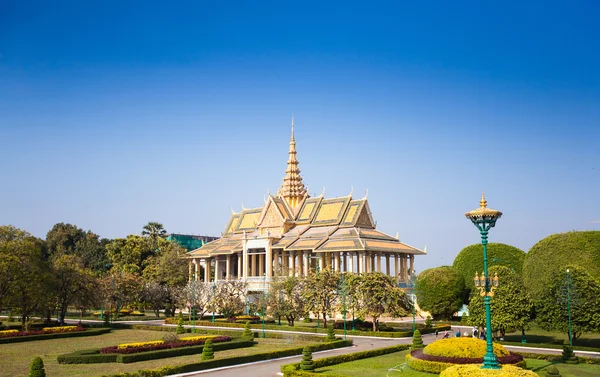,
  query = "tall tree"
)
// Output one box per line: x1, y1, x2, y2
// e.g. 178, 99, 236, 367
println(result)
100, 270, 143, 315
181, 281, 213, 320
467, 266, 533, 339
106, 235, 155, 274
46, 223, 86, 256
302, 269, 340, 327
0, 226, 30, 309
267, 275, 307, 326
141, 281, 169, 318
46, 223, 108, 273
211, 280, 247, 319
534, 265, 600, 342
142, 222, 168, 240
356, 272, 411, 331
51, 254, 98, 323
414, 266, 466, 320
